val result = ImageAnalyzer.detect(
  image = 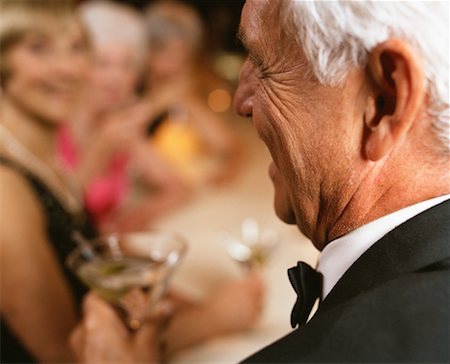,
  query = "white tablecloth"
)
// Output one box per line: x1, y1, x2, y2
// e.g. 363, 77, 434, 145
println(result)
153, 120, 319, 363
